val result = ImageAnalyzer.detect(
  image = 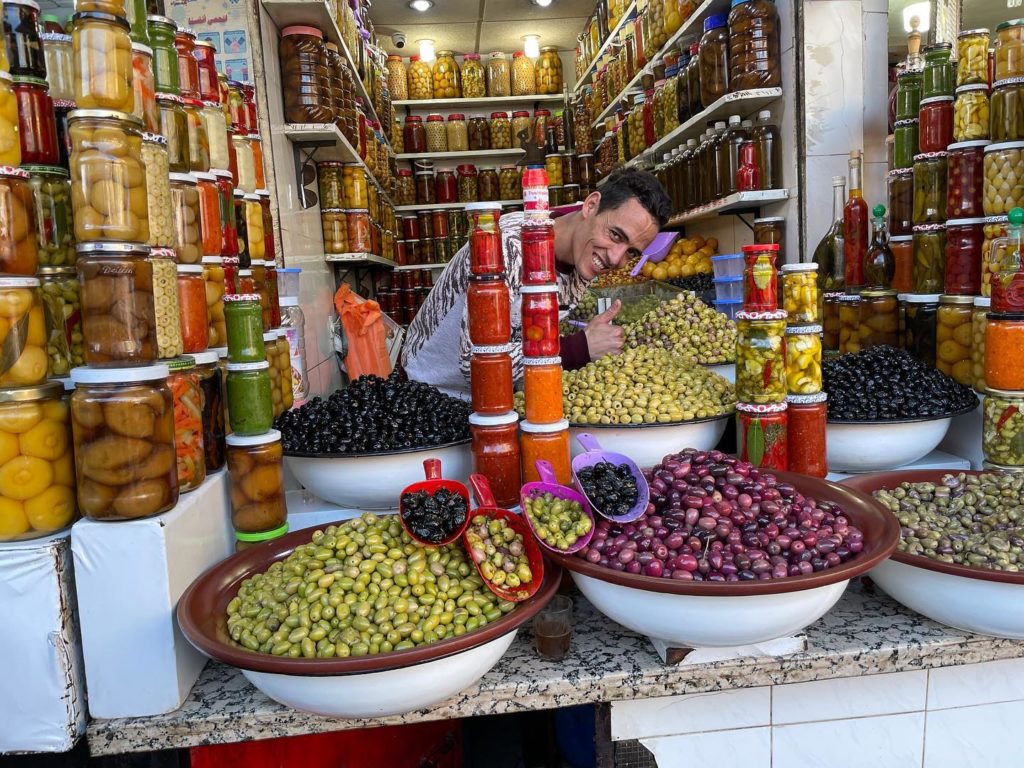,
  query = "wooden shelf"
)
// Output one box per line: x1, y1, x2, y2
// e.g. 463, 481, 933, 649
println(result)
325, 253, 396, 267
394, 94, 565, 110
665, 189, 789, 226
574, 2, 637, 94
395, 199, 522, 212
282, 123, 395, 206
397, 149, 525, 162
394, 263, 450, 271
